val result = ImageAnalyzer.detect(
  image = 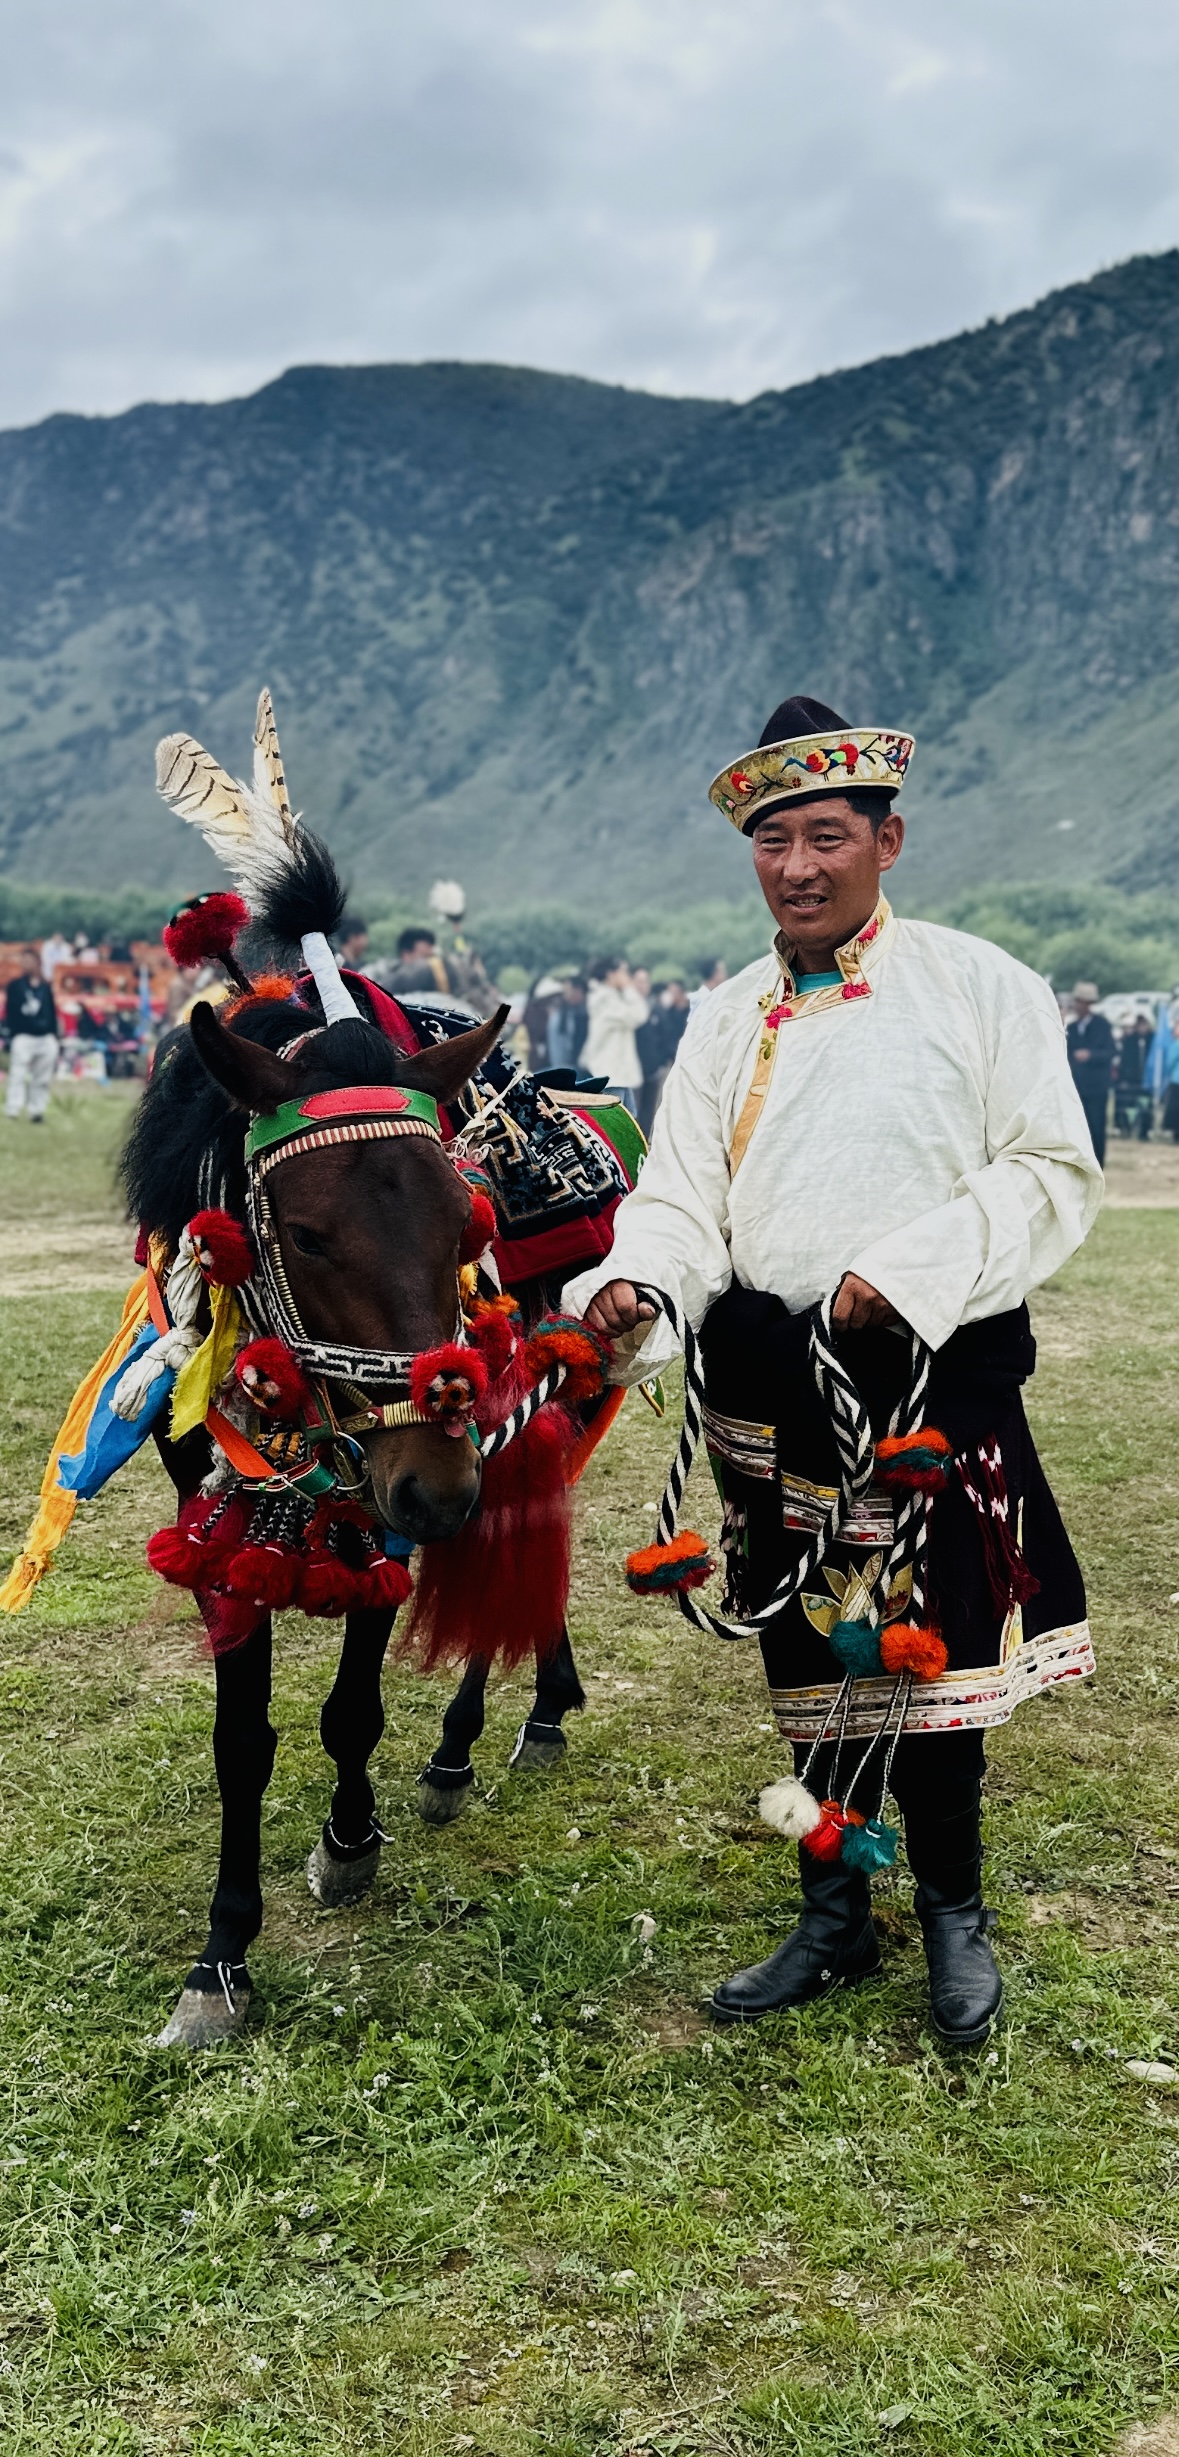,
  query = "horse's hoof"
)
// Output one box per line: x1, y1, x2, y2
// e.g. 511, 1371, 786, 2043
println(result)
509, 1722, 568, 1772
155, 1980, 251, 2050
416, 1765, 474, 1824
307, 1834, 382, 1907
